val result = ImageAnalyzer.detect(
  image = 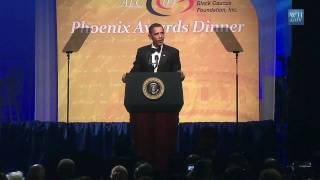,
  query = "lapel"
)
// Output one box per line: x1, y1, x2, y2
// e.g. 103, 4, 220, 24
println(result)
143, 45, 153, 71
159, 44, 168, 68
